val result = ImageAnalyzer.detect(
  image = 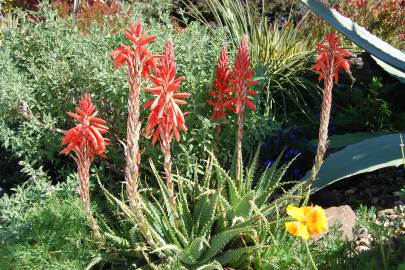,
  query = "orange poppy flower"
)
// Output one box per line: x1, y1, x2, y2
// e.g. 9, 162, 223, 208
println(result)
285, 205, 328, 240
